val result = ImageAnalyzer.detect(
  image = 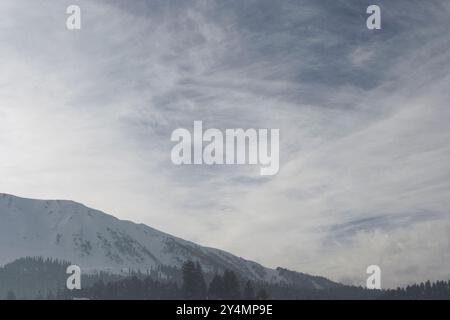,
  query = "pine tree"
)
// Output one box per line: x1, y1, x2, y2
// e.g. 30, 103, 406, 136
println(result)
194, 262, 207, 299
208, 274, 224, 299
256, 288, 269, 300
243, 280, 255, 300
223, 270, 240, 300
182, 260, 207, 299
